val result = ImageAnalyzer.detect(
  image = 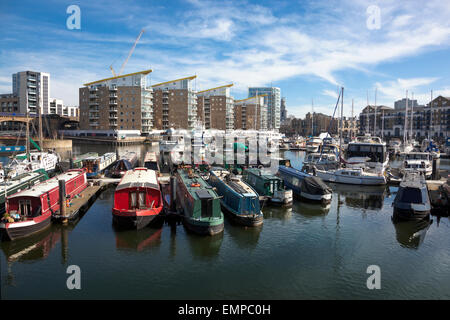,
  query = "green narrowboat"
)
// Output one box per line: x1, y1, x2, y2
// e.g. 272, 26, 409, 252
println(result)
242, 168, 293, 207
176, 167, 224, 236
72, 152, 99, 169
0, 169, 49, 214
